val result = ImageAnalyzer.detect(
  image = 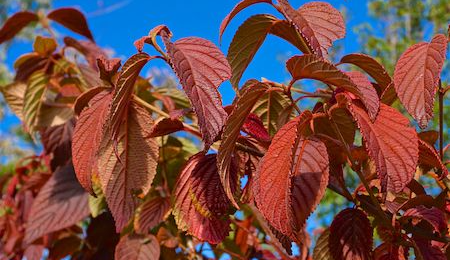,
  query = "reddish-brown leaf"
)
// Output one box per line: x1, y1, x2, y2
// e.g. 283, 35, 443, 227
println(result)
0, 11, 38, 44
329, 208, 373, 260
97, 102, 159, 232
340, 53, 392, 91
253, 112, 329, 240
47, 8, 94, 41
218, 82, 269, 208
134, 197, 171, 234
418, 139, 448, 177
403, 205, 446, 233
115, 234, 160, 260
23, 245, 44, 260
219, 0, 273, 41
227, 14, 276, 90
269, 19, 311, 53
393, 34, 447, 129
297, 1, 345, 55
373, 243, 407, 260
414, 236, 446, 260
41, 118, 74, 170
418, 130, 439, 146
107, 53, 151, 142
277, 0, 345, 56
73, 86, 110, 115
312, 228, 333, 260
173, 153, 234, 244
349, 103, 418, 193
346, 71, 380, 120
313, 106, 355, 145
287, 55, 376, 118
72, 91, 112, 194
148, 117, 184, 138
24, 163, 90, 245
163, 36, 230, 148
242, 113, 271, 142
97, 56, 122, 84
